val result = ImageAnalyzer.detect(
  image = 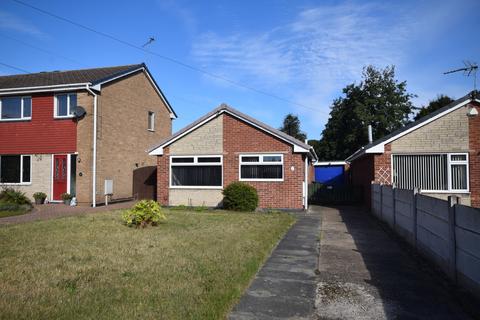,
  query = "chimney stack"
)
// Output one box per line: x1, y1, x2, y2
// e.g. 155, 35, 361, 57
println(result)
368, 125, 373, 143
